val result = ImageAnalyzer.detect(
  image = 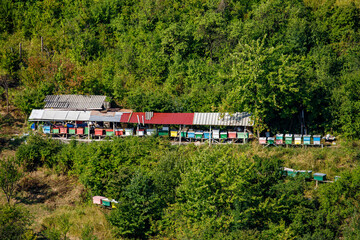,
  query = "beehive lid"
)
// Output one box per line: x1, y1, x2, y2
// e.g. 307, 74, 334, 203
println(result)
314, 173, 326, 177
285, 134, 293, 137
